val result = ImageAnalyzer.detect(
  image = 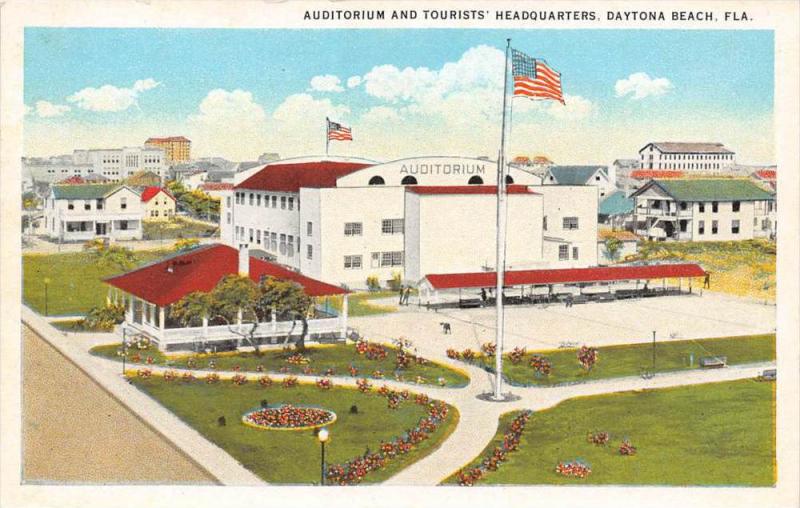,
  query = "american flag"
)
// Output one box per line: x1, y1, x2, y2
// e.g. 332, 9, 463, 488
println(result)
511, 49, 565, 104
327, 119, 353, 141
